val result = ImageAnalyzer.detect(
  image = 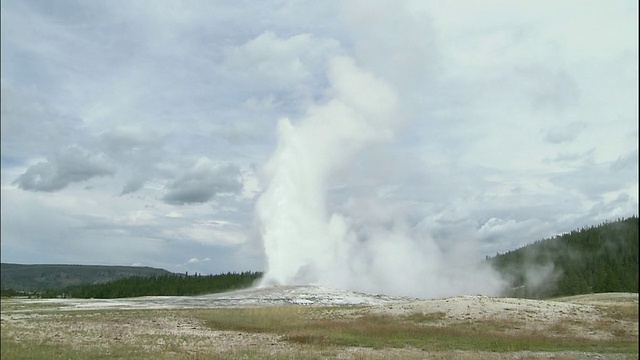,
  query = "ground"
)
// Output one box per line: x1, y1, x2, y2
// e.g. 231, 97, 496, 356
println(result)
1, 286, 638, 359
